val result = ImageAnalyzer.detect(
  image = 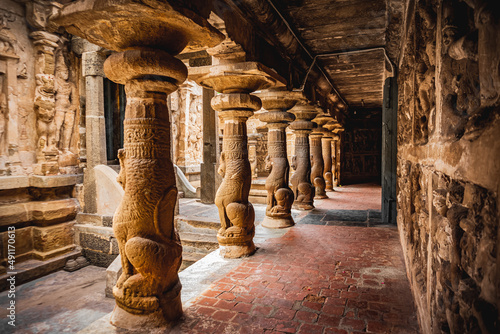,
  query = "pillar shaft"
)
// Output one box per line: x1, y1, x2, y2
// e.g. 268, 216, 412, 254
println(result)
105, 49, 184, 329
214, 99, 258, 258
310, 131, 327, 199
54, 0, 224, 329
197, 61, 285, 257
257, 90, 297, 228
289, 102, 317, 210
322, 137, 333, 191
